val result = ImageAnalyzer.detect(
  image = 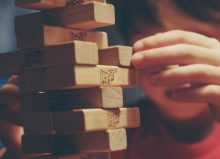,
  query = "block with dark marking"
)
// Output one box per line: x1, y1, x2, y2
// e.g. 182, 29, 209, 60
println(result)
54, 108, 140, 133
23, 108, 140, 134
19, 65, 137, 93
20, 41, 98, 70
16, 25, 108, 49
